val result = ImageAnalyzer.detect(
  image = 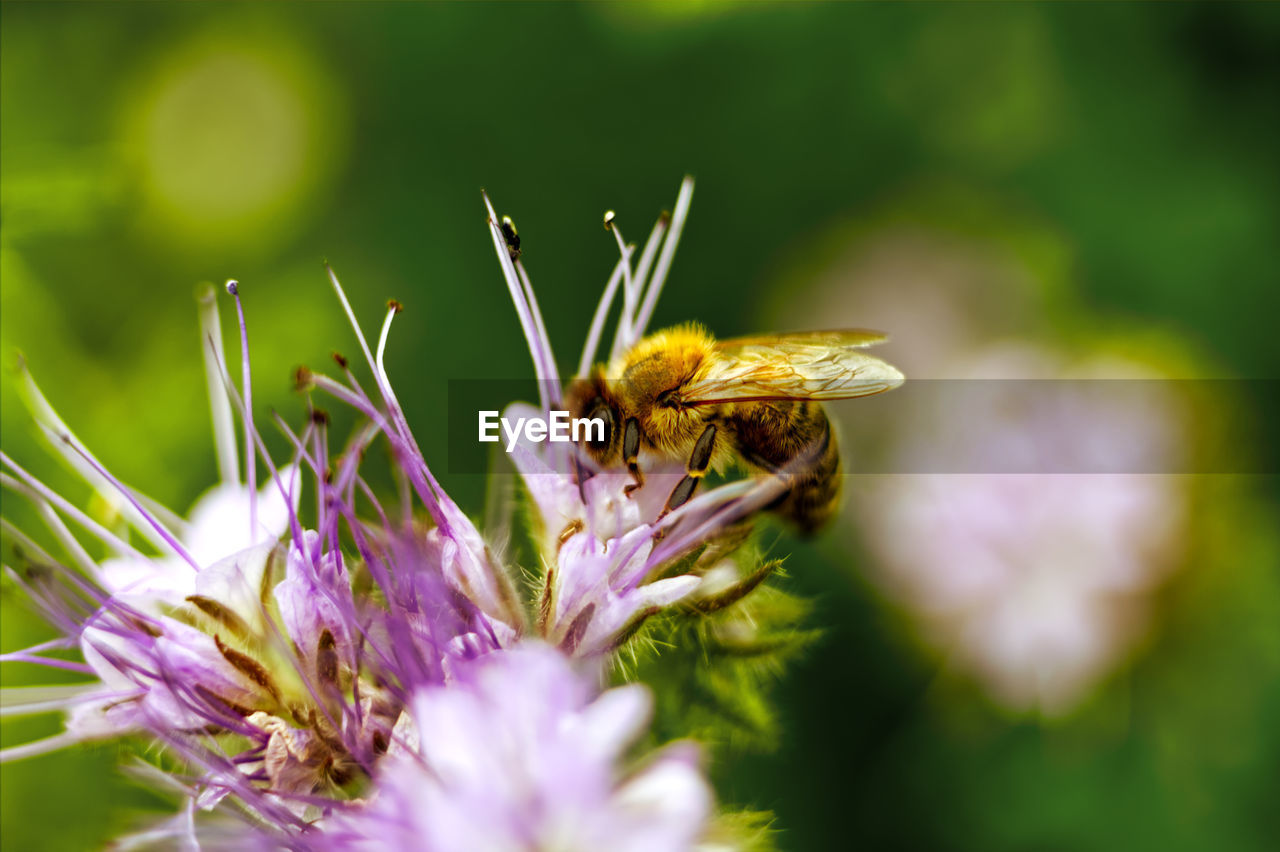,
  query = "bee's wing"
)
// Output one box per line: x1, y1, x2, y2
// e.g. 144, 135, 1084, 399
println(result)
714, 329, 889, 349
680, 330, 904, 406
